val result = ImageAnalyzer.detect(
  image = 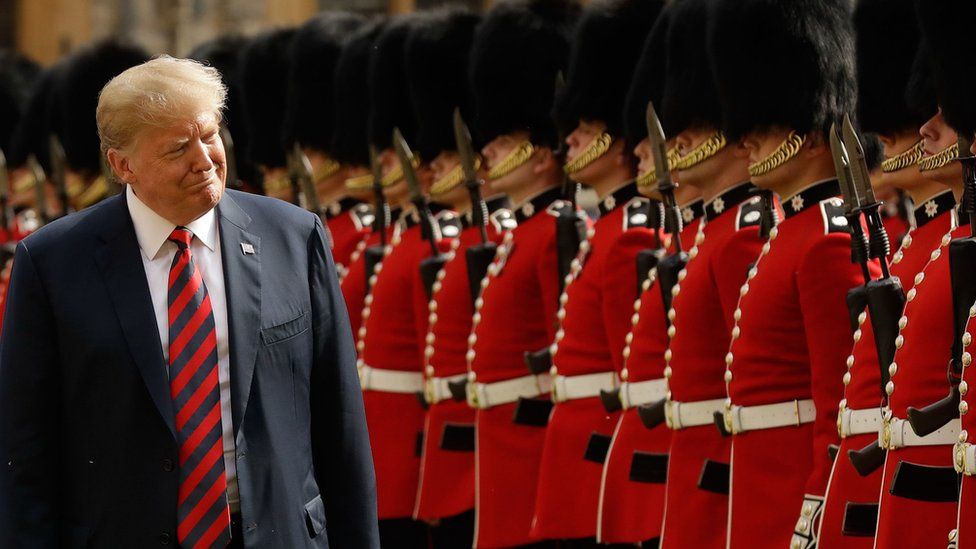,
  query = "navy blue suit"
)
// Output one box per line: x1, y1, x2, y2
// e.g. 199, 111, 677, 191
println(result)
0, 190, 379, 548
